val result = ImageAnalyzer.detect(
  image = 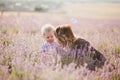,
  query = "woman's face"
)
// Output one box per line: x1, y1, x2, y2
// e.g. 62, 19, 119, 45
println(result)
54, 28, 67, 47
56, 37, 66, 47
54, 25, 75, 47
